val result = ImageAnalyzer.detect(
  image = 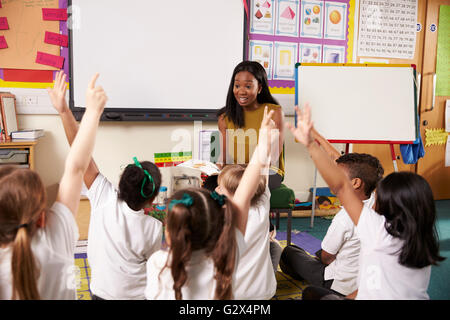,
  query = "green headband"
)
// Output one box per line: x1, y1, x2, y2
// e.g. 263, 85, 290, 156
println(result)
132, 157, 155, 199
